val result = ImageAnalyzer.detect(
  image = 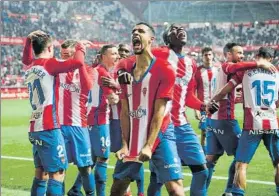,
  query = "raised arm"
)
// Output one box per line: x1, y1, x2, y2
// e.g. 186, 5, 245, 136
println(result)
22, 37, 33, 65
